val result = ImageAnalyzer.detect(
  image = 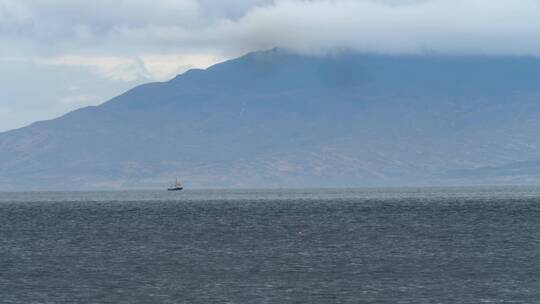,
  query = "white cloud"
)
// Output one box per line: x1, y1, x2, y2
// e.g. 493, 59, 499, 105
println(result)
2, 0, 540, 57
34, 56, 149, 82
0, 0, 269, 56
222, 0, 540, 56
33, 53, 224, 82
60, 94, 101, 106
140, 53, 224, 80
